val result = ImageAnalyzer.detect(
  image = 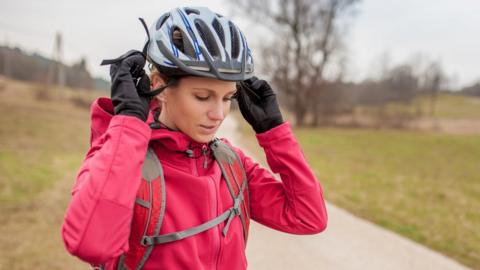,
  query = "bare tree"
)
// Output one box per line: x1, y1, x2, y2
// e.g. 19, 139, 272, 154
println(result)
385, 64, 419, 104
460, 81, 480, 97
422, 61, 446, 117
229, 0, 360, 126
